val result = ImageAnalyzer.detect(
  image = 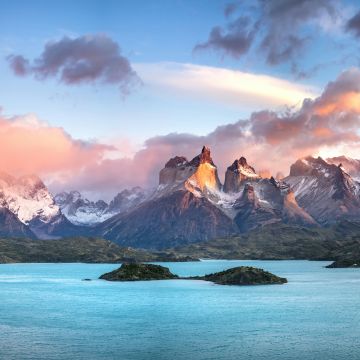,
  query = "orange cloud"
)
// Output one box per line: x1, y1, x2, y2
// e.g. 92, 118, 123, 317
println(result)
0, 114, 112, 176
3, 68, 360, 200
314, 92, 360, 116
